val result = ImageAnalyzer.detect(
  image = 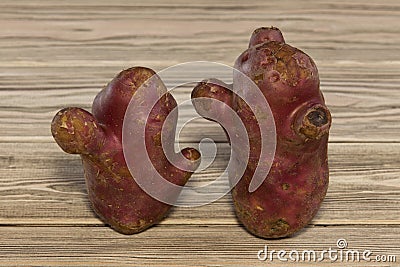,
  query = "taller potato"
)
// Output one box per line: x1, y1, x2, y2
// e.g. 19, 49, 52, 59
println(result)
192, 27, 331, 238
